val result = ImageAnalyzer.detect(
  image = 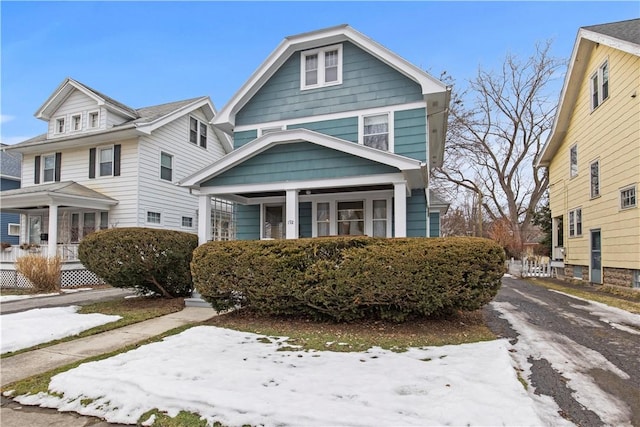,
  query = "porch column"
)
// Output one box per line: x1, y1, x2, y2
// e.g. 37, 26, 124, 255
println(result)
285, 189, 299, 239
198, 195, 212, 245
393, 182, 407, 238
48, 205, 59, 258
